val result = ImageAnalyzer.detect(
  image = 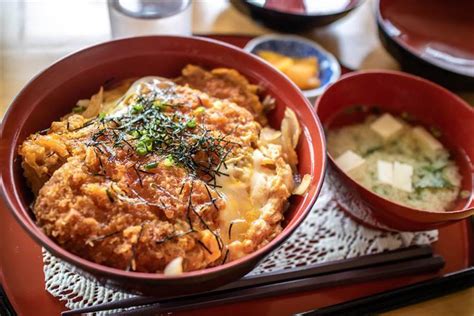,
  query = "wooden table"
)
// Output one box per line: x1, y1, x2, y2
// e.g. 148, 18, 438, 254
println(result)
0, 1, 472, 315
